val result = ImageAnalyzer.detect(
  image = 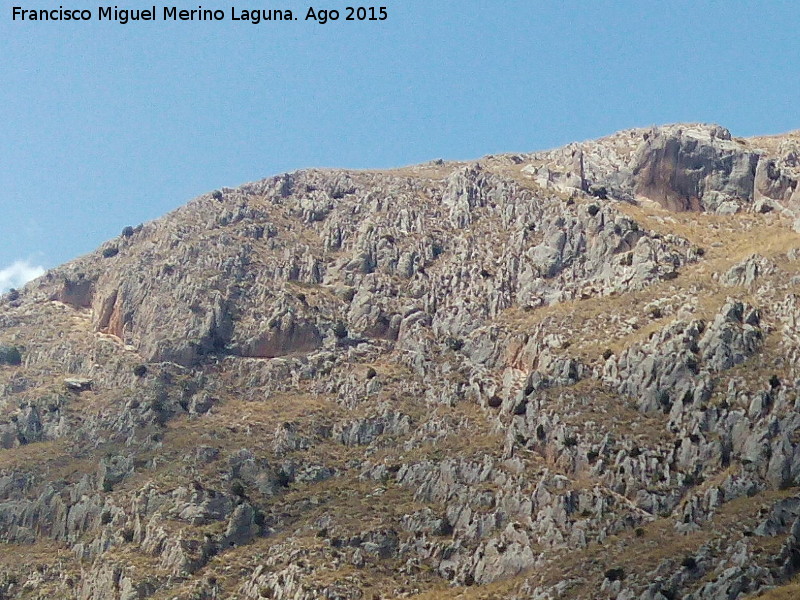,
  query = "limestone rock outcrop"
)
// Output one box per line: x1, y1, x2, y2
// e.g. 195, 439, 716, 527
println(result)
1, 123, 800, 600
